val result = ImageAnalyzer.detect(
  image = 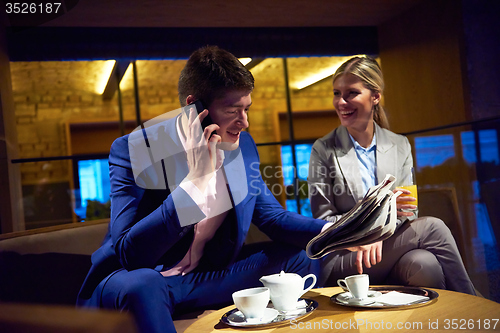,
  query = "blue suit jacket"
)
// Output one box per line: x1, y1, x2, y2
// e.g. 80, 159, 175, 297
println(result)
78, 115, 326, 301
